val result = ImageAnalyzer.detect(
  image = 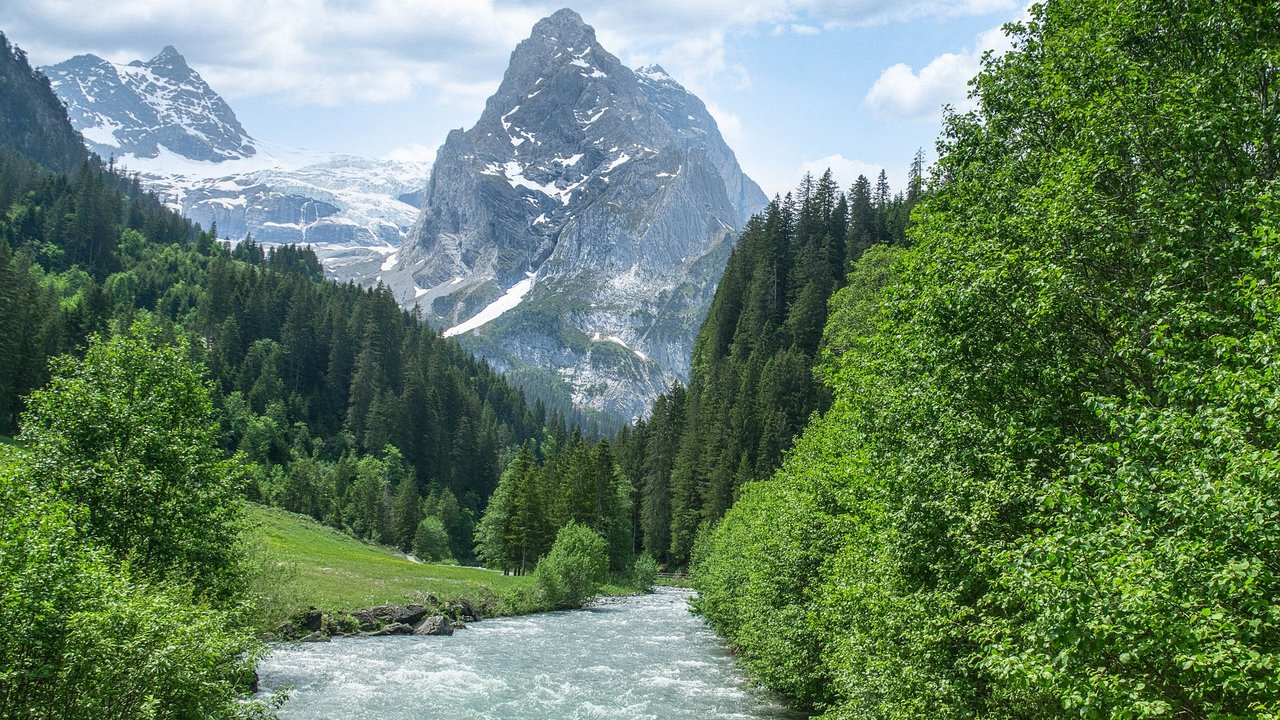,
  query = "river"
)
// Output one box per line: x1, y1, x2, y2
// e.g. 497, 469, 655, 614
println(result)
257, 587, 804, 719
